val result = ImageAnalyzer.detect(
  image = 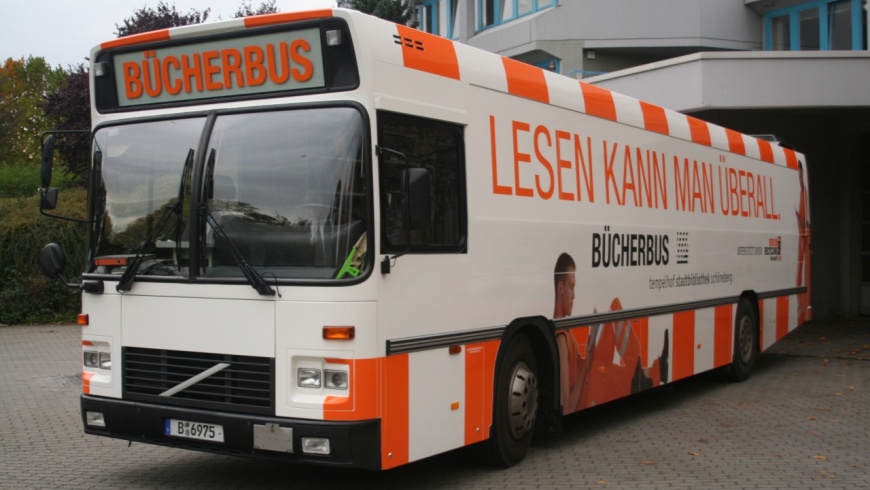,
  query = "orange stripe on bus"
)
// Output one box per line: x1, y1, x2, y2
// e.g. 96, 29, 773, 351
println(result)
381, 353, 409, 469
396, 25, 460, 80
713, 305, 733, 368
502, 57, 549, 104
672, 311, 695, 381
725, 128, 746, 155
579, 82, 617, 121
101, 30, 172, 50
323, 358, 378, 421
464, 339, 499, 445
464, 342, 484, 444
639, 101, 668, 135
243, 9, 333, 28
687, 116, 711, 146
776, 296, 789, 341
784, 148, 799, 170
82, 372, 95, 394
757, 139, 775, 163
